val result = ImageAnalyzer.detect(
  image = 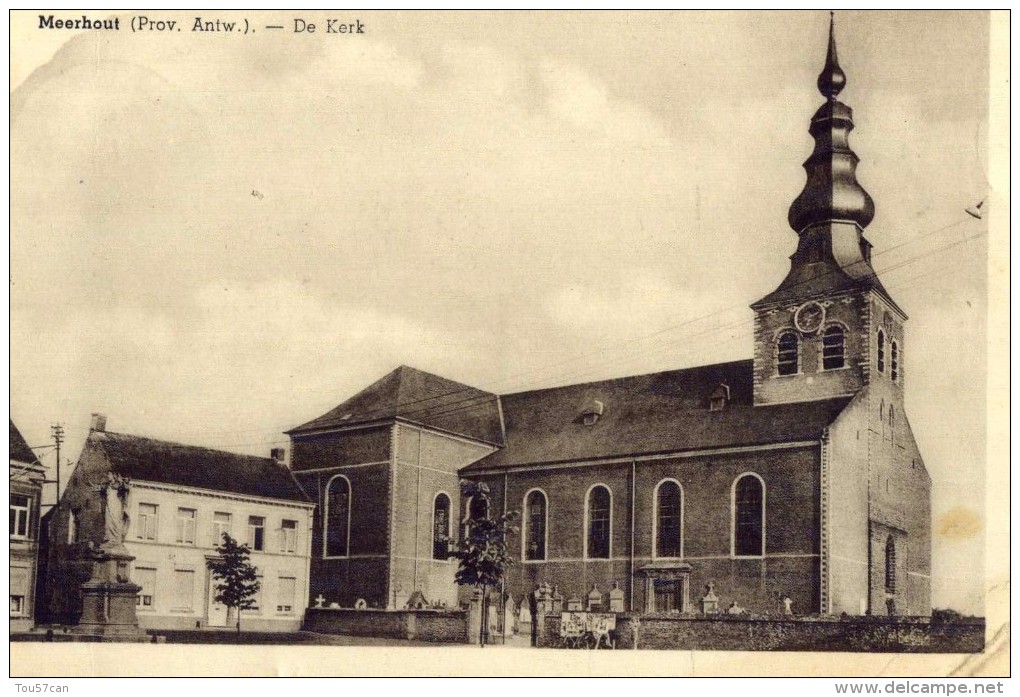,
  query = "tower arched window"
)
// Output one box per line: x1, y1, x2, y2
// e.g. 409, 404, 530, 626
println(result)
732, 474, 765, 557
891, 340, 899, 382
325, 475, 351, 558
523, 490, 547, 561
877, 329, 886, 373
586, 485, 611, 559
884, 536, 896, 593
777, 331, 799, 376
822, 325, 845, 370
654, 480, 683, 559
432, 493, 451, 560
